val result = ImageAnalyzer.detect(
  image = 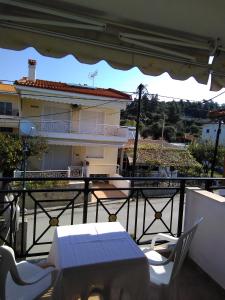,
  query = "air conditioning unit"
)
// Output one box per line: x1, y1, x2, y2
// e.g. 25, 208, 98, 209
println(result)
71, 104, 81, 110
